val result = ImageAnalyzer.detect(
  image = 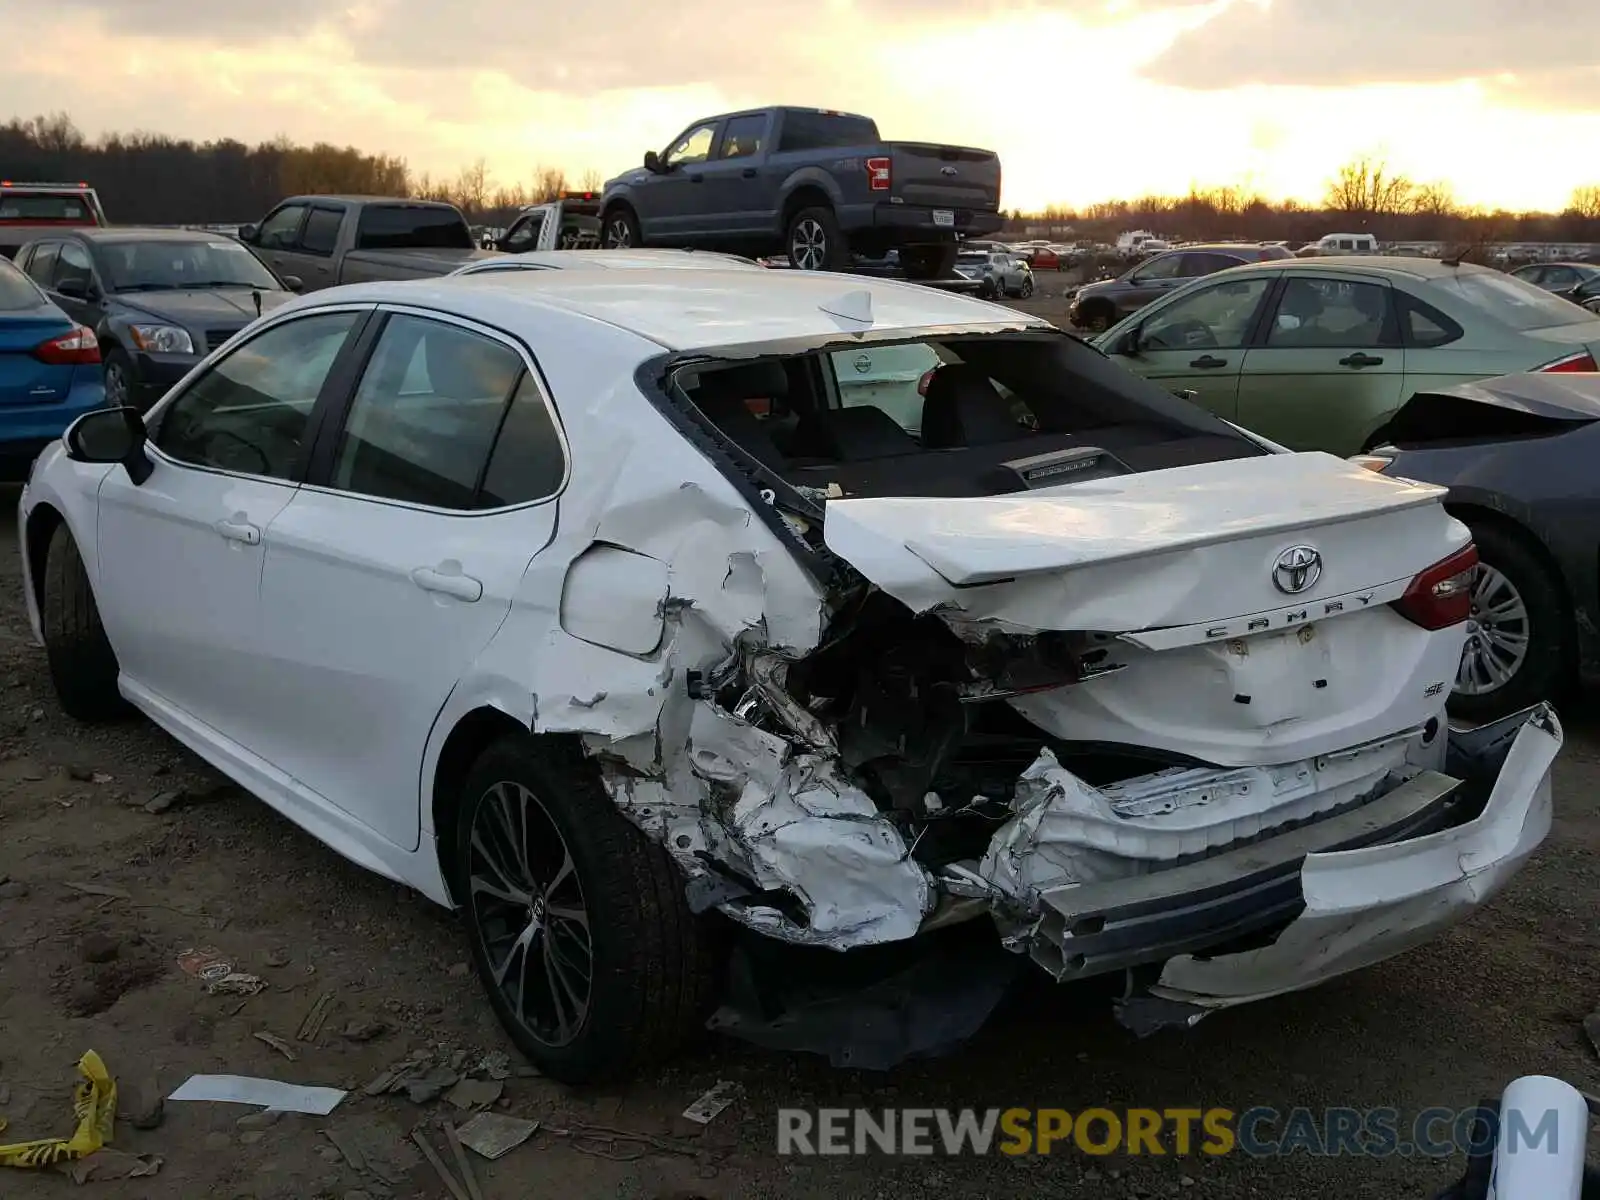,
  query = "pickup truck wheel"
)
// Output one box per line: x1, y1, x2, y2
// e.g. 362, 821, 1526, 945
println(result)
901, 245, 957, 280
455, 734, 722, 1083
602, 207, 640, 249
40, 523, 128, 723
786, 207, 848, 271
1448, 522, 1568, 722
